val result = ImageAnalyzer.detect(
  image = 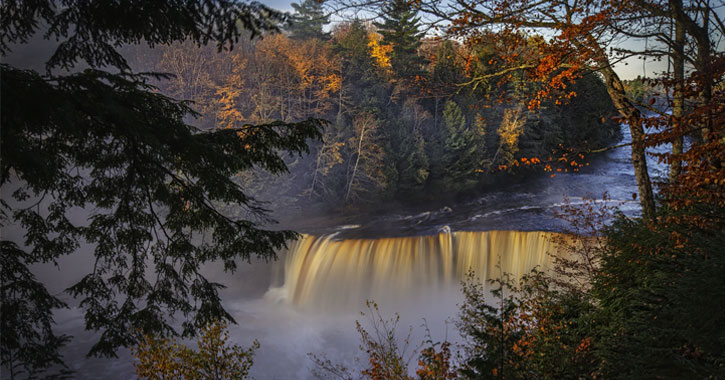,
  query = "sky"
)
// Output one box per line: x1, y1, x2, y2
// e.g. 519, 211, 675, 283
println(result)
3, 1, 720, 79
258, 0, 725, 80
